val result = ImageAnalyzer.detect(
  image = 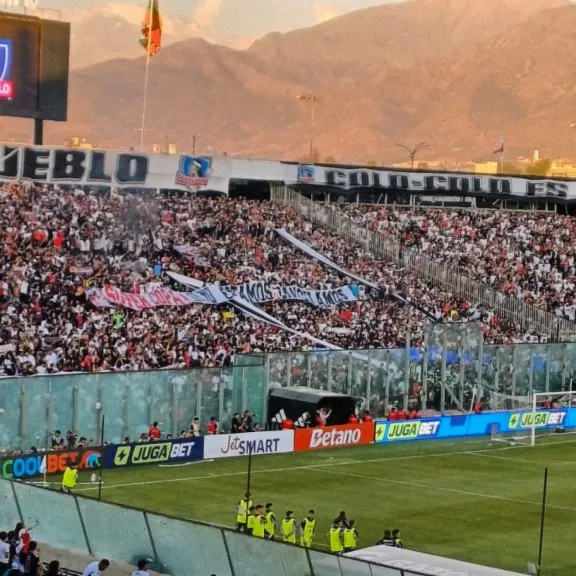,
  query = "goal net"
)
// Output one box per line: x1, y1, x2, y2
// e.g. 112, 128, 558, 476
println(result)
490, 392, 576, 447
